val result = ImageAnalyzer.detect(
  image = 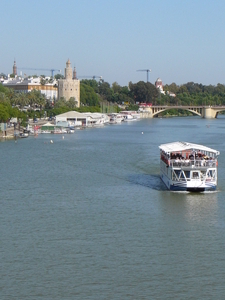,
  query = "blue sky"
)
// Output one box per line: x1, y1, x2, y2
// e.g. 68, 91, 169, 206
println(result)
1, 0, 225, 87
